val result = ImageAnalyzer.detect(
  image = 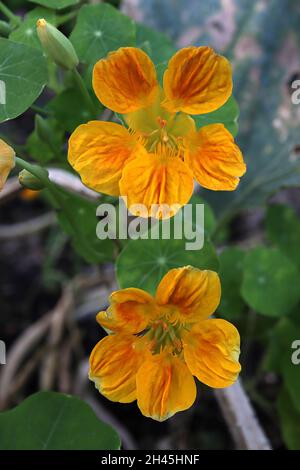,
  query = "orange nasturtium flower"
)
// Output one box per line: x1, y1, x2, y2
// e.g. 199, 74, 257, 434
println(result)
68, 46, 246, 219
89, 266, 241, 421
